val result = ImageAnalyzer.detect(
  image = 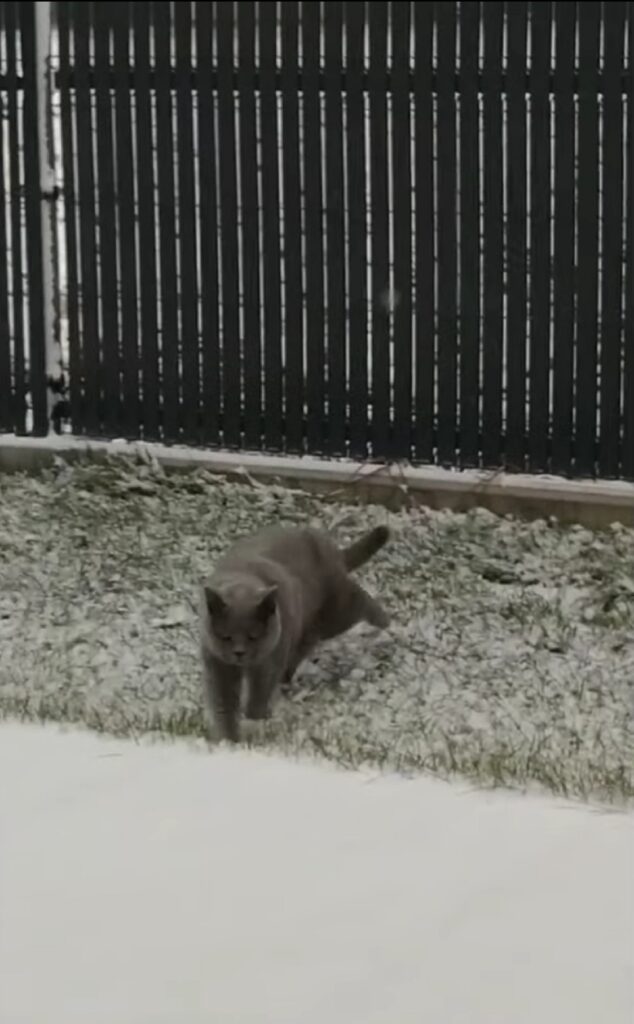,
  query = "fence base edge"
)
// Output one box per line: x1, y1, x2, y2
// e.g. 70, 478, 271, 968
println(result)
1, 434, 633, 529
